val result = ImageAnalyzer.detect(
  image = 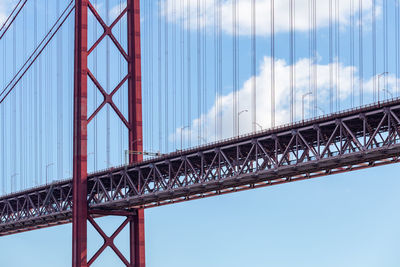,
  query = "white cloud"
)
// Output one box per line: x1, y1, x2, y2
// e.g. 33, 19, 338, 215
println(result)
161, 0, 377, 36
109, 1, 127, 22
0, 0, 17, 25
173, 56, 399, 144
